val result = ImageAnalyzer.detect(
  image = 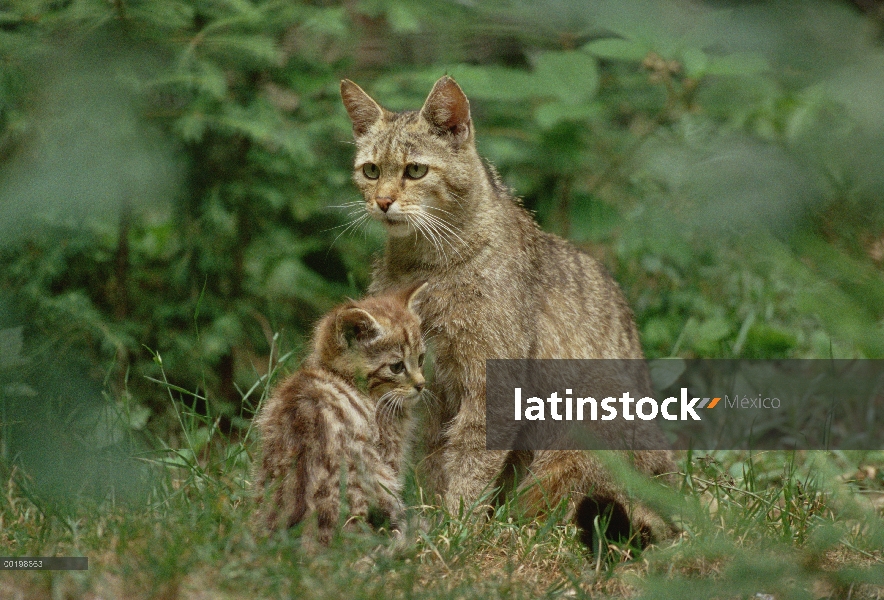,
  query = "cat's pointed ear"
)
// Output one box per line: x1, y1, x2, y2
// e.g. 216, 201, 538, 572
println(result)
402, 281, 428, 313
420, 76, 471, 145
337, 307, 382, 346
341, 79, 384, 137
